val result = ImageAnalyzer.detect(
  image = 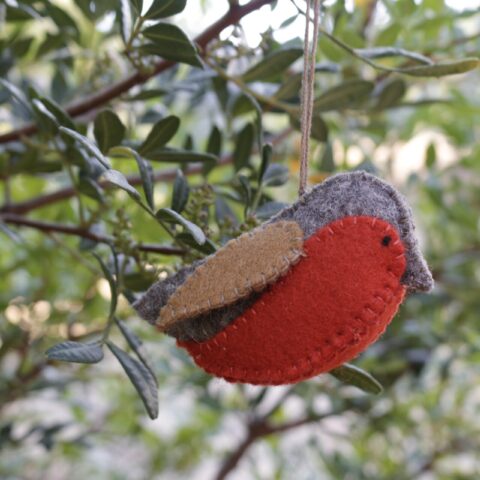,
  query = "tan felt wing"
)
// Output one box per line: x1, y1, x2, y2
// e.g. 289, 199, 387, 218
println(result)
156, 220, 304, 330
